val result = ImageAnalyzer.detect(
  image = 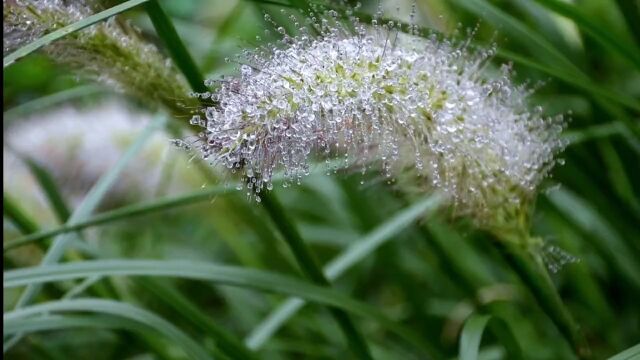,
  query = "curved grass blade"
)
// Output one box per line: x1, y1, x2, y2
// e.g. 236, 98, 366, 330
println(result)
4, 299, 211, 360
494, 49, 640, 113
496, 240, 589, 358
13, 113, 166, 309
3, 259, 431, 356
144, 0, 208, 94
458, 314, 522, 360
258, 193, 373, 359
449, 0, 585, 79
3, 158, 348, 252
19, 156, 71, 222
533, 0, 640, 69
3, 0, 149, 68
614, 0, 640, 46
3, 85, 105, 127
3, 185, 227, 251
138, 279, 257, 360
608, 343, 640, 360
3, 194, 39, 235
245, 194, 444, 350
546, 188, 640, 289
